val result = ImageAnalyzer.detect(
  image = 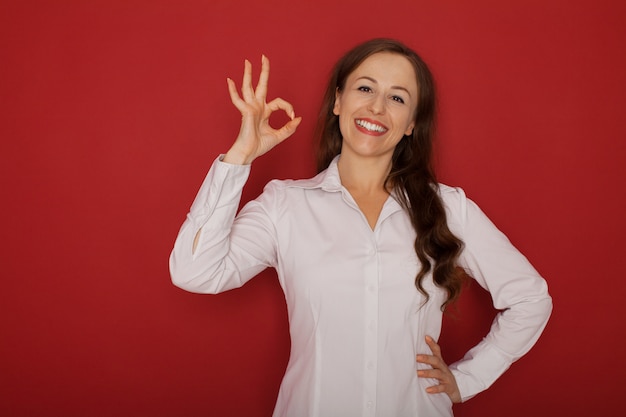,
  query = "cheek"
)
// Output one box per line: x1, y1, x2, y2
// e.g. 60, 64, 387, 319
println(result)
338, 114, 350, 138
